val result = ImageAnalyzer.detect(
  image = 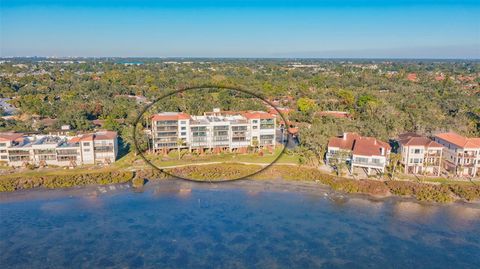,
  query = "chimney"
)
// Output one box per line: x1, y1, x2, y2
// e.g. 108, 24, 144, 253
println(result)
213, 108, 220, 113
343, 132, 347, 140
